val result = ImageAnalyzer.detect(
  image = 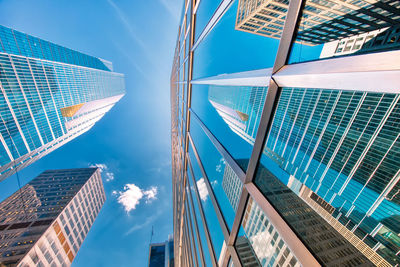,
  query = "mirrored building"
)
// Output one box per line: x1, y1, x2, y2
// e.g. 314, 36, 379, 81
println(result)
148, 235, 174, 267
0, 168, 105, 267
171, 0, 399, 266
0, 25, 125, 181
